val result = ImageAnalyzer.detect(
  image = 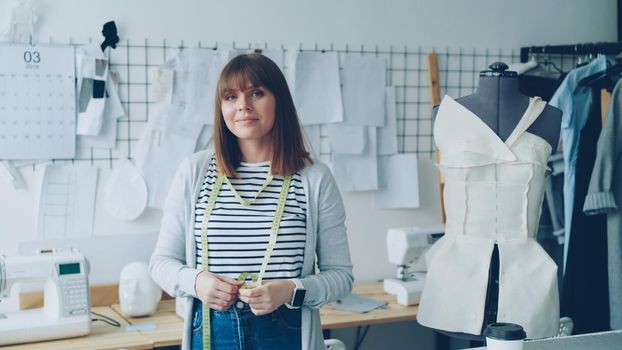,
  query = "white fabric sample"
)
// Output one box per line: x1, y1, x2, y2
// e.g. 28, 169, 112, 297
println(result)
417, 95, 559, 339
377, 86, 399, 155
373, 154, 419, 209
103, 158, 148, 221
293, 51, 344, 125
341, 54, 386, 127
331, 127, 378, 192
